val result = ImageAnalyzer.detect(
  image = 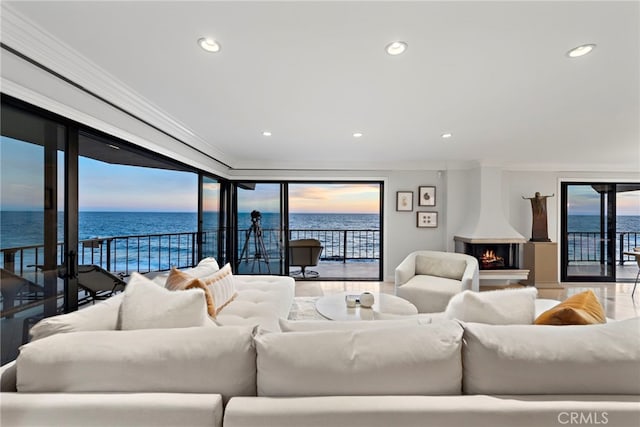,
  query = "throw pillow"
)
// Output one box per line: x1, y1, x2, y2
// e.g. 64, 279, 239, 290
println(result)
444, 287, 537, 325
201, 263, 237, 317
415, 255, 467, 280
165, 263, 237, 318
119, 272, 210, 330
166, 268, 215, 316
534, 290, 606, 325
